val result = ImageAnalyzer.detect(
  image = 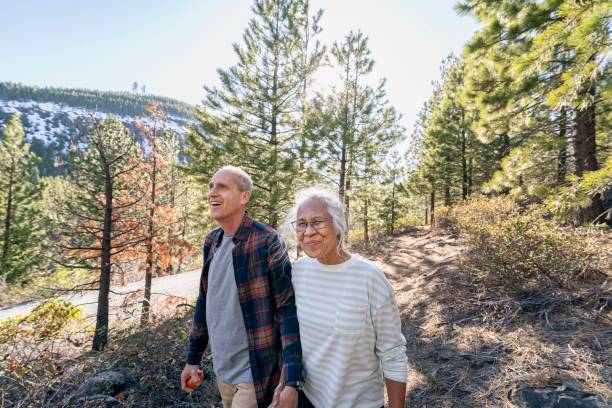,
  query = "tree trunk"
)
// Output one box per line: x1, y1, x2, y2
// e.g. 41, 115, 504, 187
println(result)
338, 143, 347, 203
0, 166, 13, 274
338, 51, 352, 214
557, 107, 567, 184
344, 156, 352, 227
497, 132, 510, 164
444, 183, 451, 206
573, 89, 598, 177
467, 156, 473, 196
461, 110, 468, 199
430, 185, 435, 226
574, 84, 603, 224
364, 194, 370, 242
268, 37, 281, 229
390, 180, 396, 235
93, 167, 113, 351
141, 152, 157, 327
